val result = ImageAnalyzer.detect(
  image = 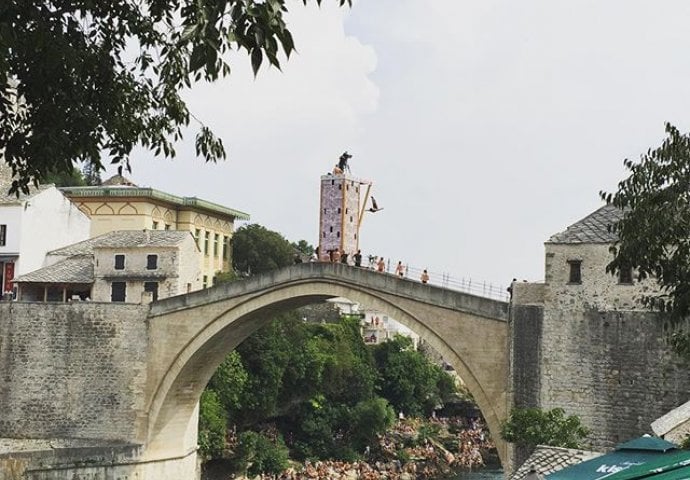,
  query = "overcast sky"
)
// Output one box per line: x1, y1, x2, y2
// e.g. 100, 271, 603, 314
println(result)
112, 0, 690, 289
